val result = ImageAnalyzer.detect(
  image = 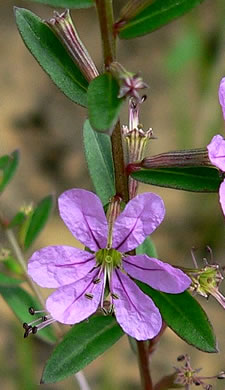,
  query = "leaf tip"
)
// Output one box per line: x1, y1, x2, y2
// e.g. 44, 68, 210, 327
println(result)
40, 373, 46, 385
